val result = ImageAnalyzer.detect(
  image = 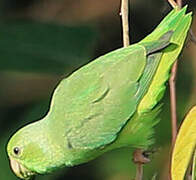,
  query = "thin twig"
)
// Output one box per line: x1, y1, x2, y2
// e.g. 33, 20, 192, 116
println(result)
133, 149, 150, 180
190, 29, 196, 44
168, 0, 178, 8
121, 0, 130, 47
168, 0, 182, 180
176, 0, 182, 7
120, 1, 145, 180
169, 61, 178, 145
168, 0, 182, 146
135, 164, 143, 180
